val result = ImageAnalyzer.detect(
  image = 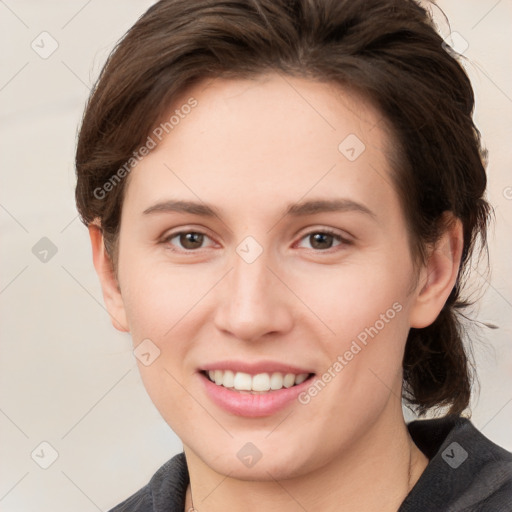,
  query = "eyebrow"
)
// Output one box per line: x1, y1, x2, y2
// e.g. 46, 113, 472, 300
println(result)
142, 198, 376, 219
143, 200, 218, 217
285, 198, 376, 218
